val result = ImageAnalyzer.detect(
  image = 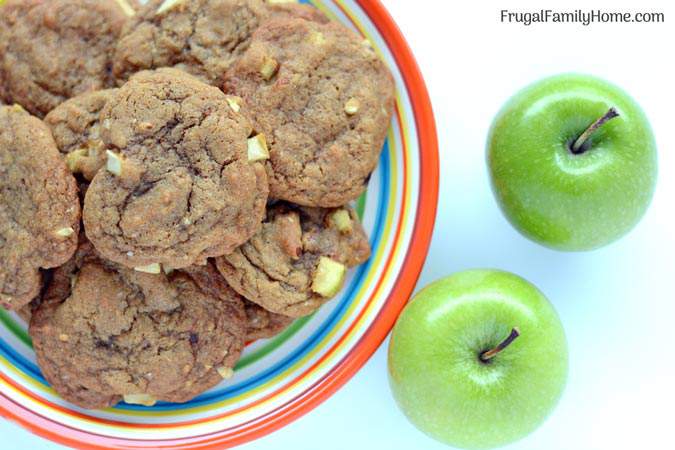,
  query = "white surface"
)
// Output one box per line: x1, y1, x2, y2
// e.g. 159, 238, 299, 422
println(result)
3, 0, 674, 448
